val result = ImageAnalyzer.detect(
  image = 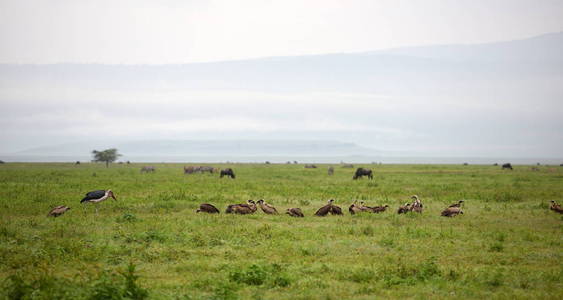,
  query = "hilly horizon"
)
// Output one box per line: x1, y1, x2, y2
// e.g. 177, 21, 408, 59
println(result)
1, 32, 562, 158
